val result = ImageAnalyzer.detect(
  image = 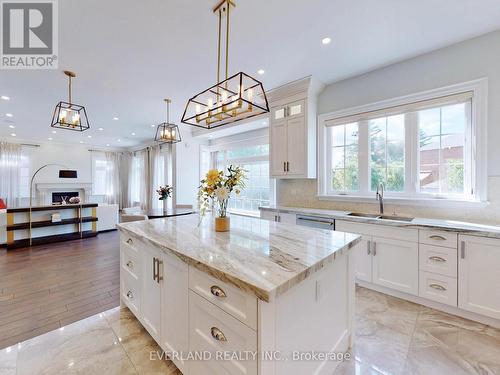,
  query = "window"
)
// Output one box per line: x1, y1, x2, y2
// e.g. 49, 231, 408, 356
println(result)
319, 81, 486, 202
208, 131, 274, 216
